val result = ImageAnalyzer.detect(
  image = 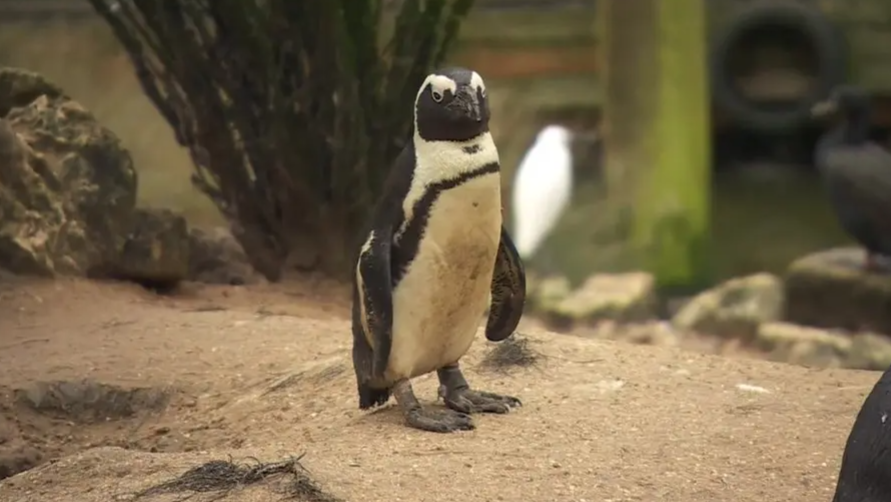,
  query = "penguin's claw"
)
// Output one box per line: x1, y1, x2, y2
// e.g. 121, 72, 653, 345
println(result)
443, 388, 522, 415
405, 407, 475, 433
